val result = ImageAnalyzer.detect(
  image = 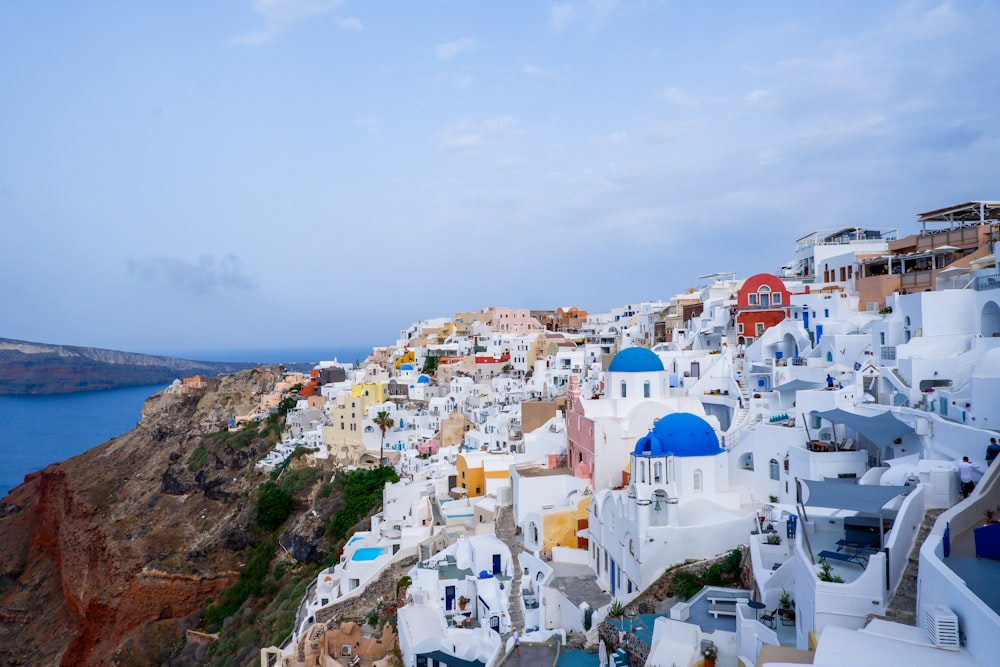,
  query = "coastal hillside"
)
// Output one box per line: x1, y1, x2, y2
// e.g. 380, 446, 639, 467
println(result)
0, 338, 256, 394
0, 367, 367, 666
